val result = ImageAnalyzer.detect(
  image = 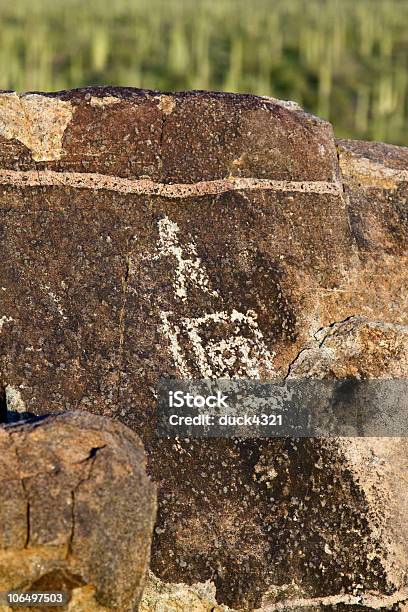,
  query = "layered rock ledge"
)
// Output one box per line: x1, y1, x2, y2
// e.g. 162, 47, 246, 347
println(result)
0, 88, 407, 610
